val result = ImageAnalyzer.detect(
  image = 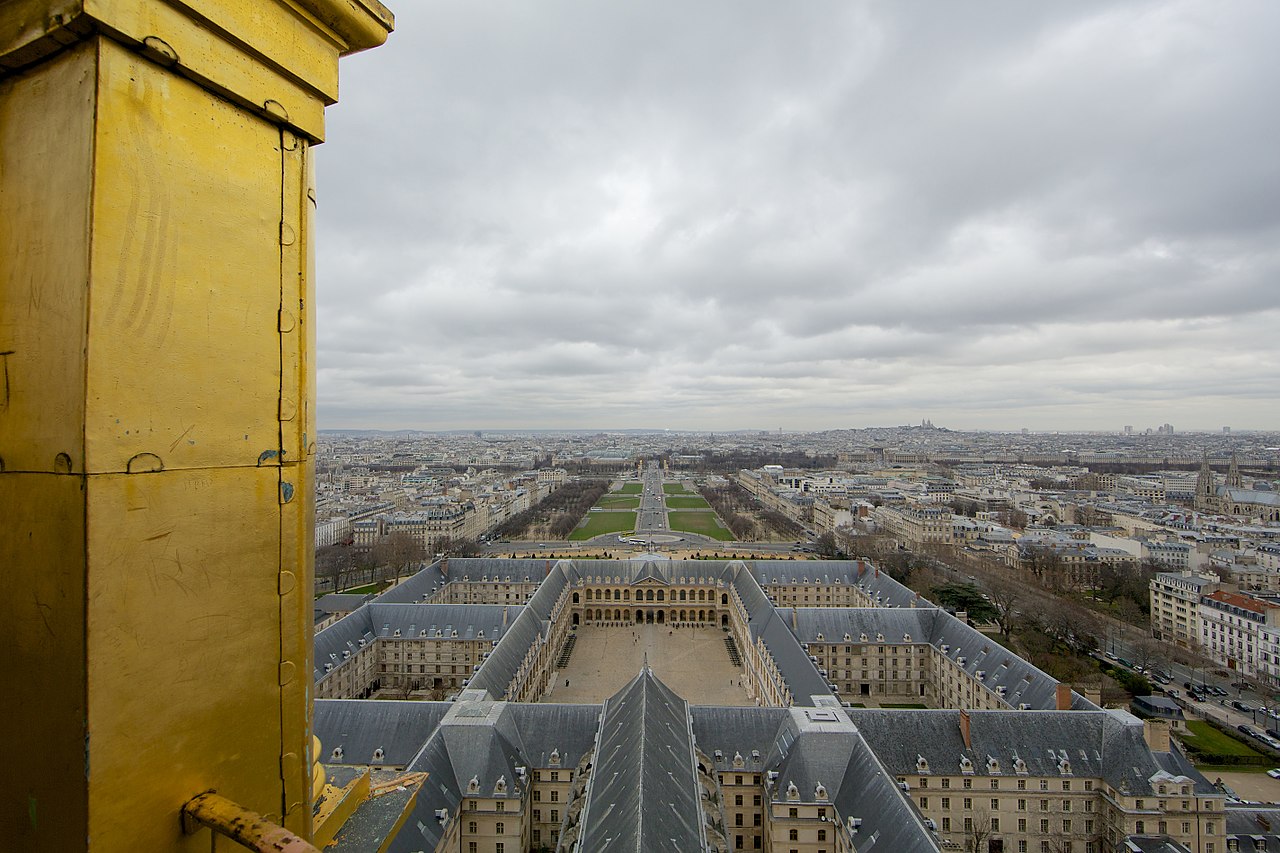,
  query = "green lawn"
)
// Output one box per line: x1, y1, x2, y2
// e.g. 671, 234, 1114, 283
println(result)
1181, 720, 1266, 757
616, 482, 643, 495
665, 495, 711, 510
882, 703, 929, 709
663, 483, 689, 494
597, 495, 641, 509
668, 511, 734, 541
570, 511, 637, 540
